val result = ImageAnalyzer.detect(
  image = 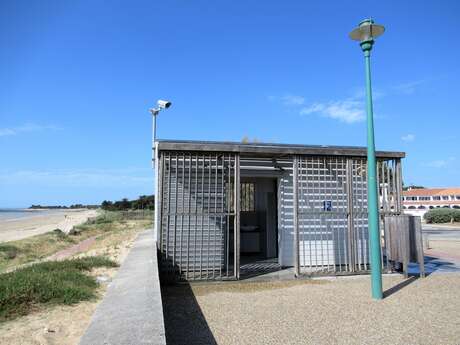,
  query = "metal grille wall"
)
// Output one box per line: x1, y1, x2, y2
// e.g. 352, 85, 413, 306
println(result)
293, 156, 350, 274
159, 151, 239, 280
377, 158, 403, 269
293, 156, 402, 276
